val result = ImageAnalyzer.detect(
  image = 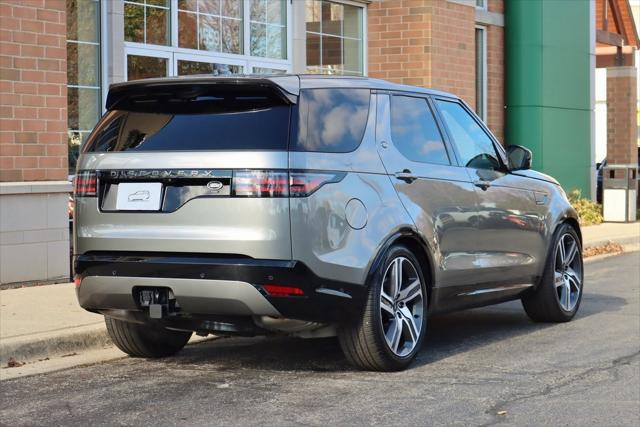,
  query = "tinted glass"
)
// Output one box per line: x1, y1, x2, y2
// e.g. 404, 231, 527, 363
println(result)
390, 96, 449, 165
84, 103, 290, 152
293, 88, 369, 152
436, 100, 501, 170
